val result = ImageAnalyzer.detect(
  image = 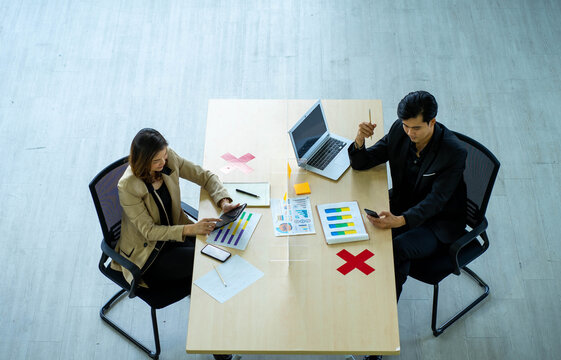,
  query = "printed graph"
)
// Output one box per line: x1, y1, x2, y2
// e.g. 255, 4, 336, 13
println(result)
207, 211, 261, 250
324, 207, 351, 213
271, 196, 315, 236
326, 214, 353, 221
316, 201, 369, 244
